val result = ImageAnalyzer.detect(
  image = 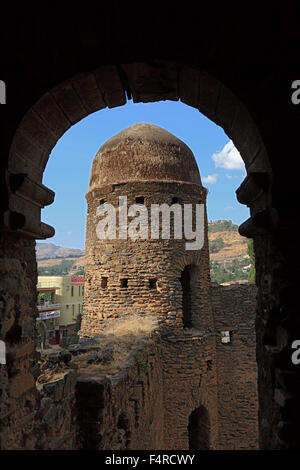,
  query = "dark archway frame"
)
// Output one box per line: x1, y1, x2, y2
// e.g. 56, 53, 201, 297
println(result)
2, 60, 278, 449
5, 61, 272, 240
